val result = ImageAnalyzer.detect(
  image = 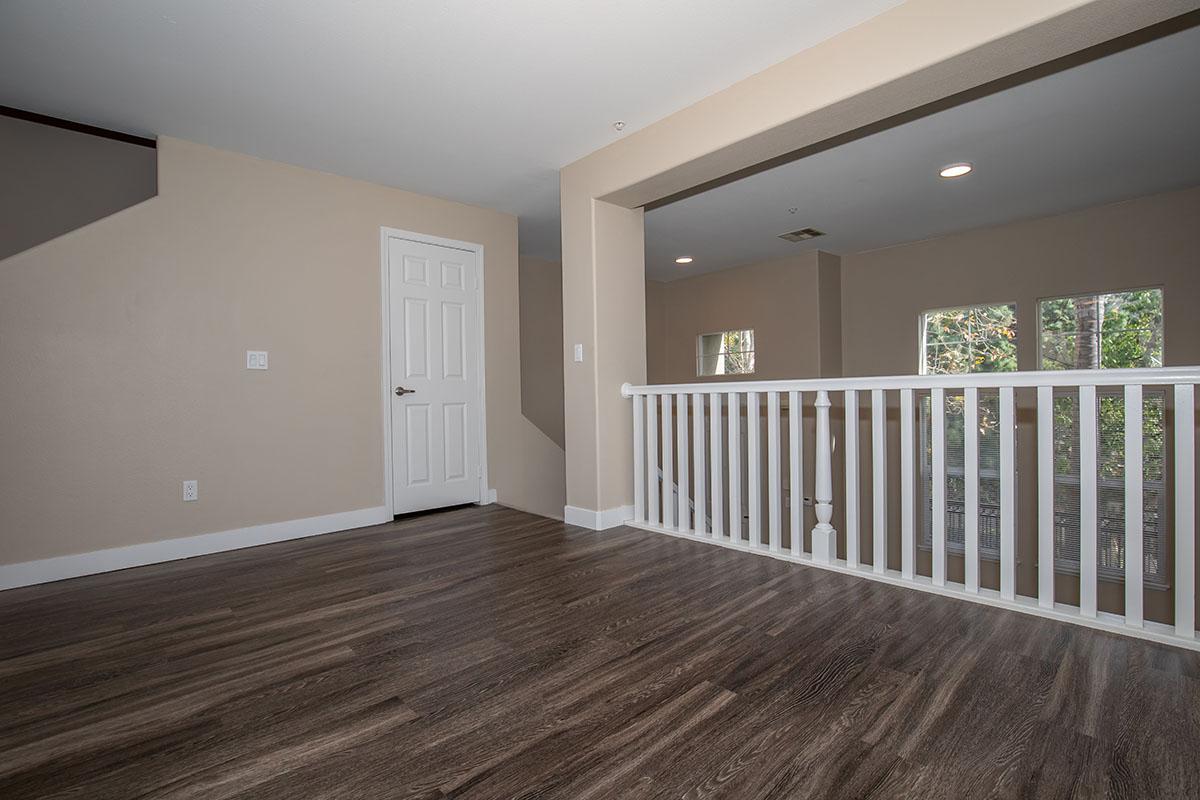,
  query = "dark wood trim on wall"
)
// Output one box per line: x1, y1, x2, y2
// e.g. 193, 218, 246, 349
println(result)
0, 105, 156, 148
